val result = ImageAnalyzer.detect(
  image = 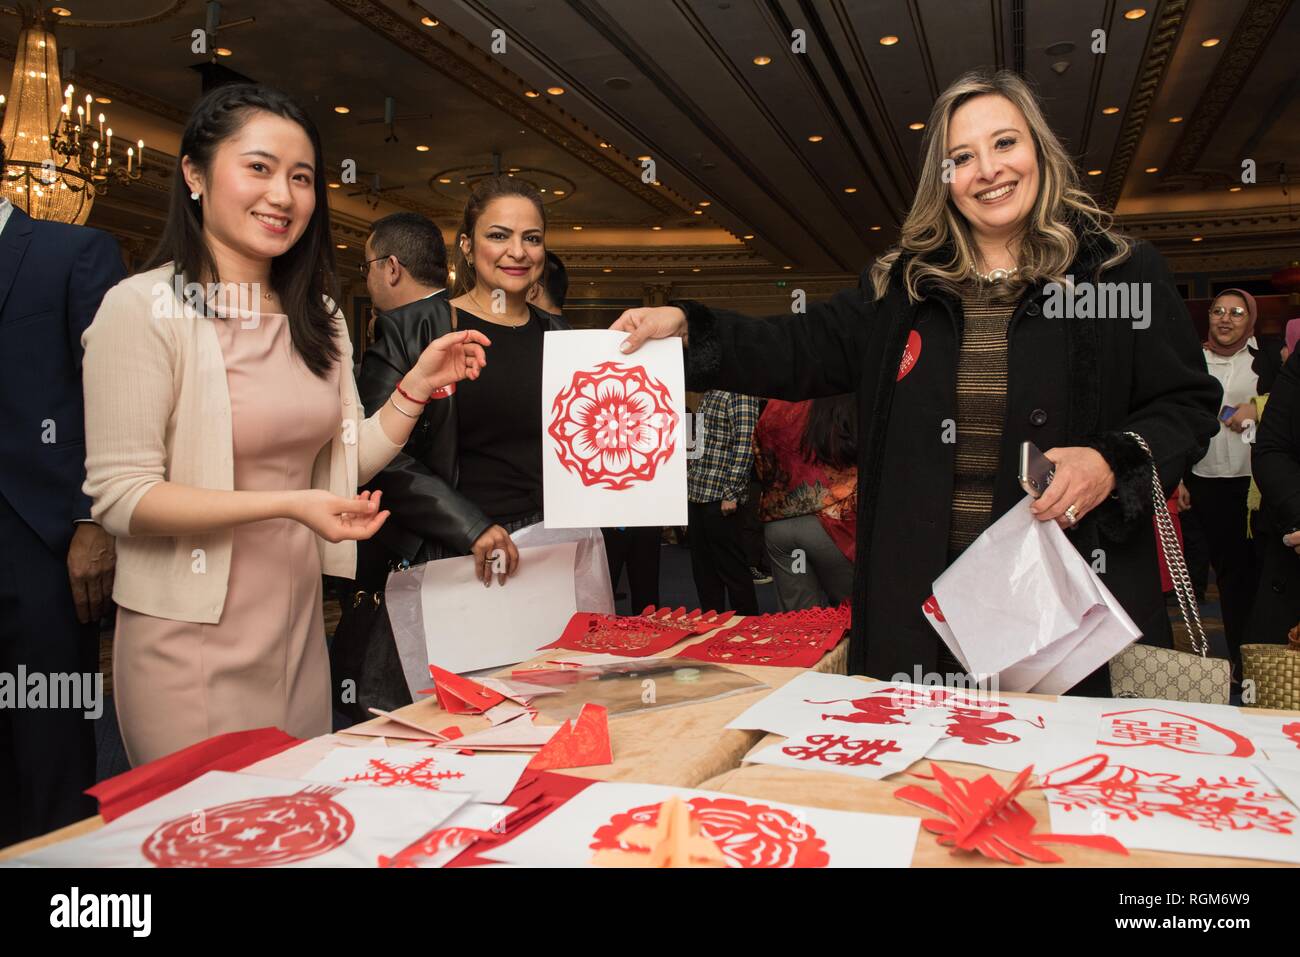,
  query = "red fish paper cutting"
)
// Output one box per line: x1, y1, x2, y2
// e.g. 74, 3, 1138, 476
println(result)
674, 605, 851, 668
590, 796, 830, 868
141, 785, 355, 868
1097, 708, 1256, 758
894, 764, 1127, 865
547, 361, 678, 490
